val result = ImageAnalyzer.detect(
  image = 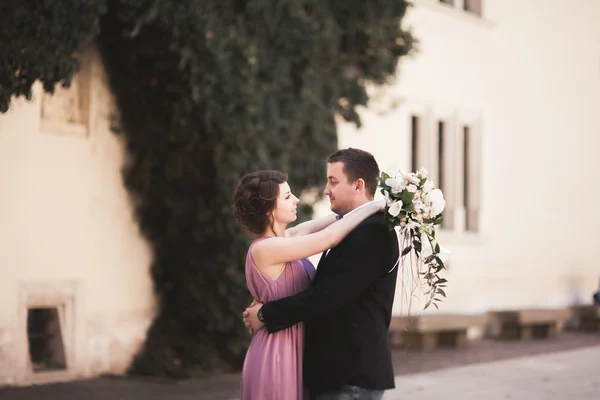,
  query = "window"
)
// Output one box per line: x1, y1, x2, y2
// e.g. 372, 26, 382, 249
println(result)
464, 0, 482, 16
27, 307, 67, 372
437, 121, 445, 194
463, 126, 479, 231
437, 121, 454, 230
411, 115, 420, 172
408, 109, 482, 235
40, 46, 93, 138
